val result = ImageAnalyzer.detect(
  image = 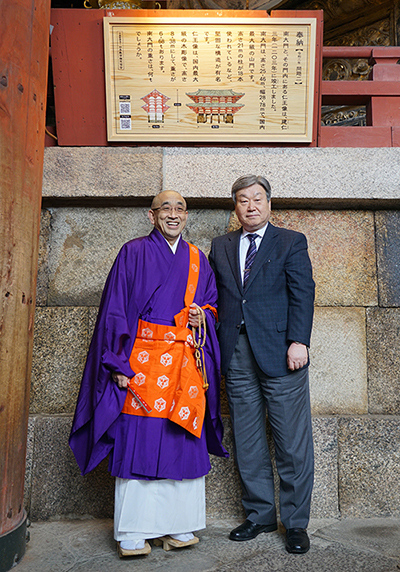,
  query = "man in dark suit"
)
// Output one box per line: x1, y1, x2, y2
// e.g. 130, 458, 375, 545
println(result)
209, 175, 315, 554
